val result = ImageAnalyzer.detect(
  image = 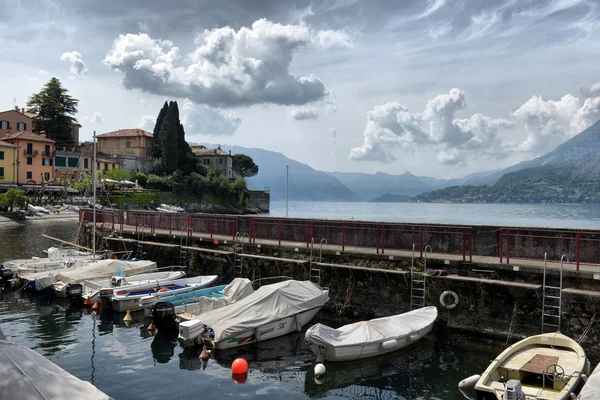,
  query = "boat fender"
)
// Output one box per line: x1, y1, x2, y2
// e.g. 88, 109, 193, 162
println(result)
458, 374, 480, 389
409, 334, 420, 341
440, 290, 459, 309
314, 363, 326, 377
381, 339, 398, 350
